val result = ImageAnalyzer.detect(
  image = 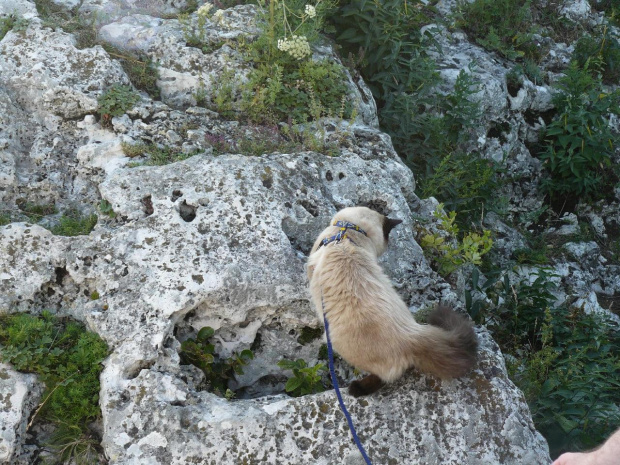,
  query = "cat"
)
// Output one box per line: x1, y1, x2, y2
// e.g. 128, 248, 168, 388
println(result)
307, 206, 478, 396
